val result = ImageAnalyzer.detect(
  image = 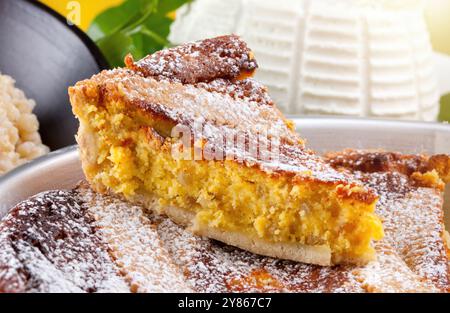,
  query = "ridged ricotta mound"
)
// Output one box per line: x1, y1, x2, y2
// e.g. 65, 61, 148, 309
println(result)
170, 0, 439, 120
